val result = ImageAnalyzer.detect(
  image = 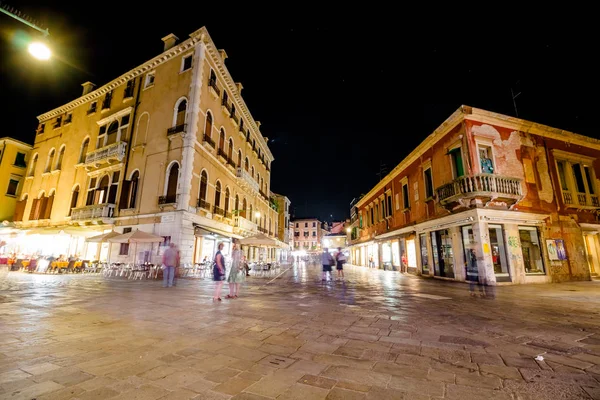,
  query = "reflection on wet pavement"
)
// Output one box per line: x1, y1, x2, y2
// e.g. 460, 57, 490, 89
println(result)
1, 263, 599, 399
